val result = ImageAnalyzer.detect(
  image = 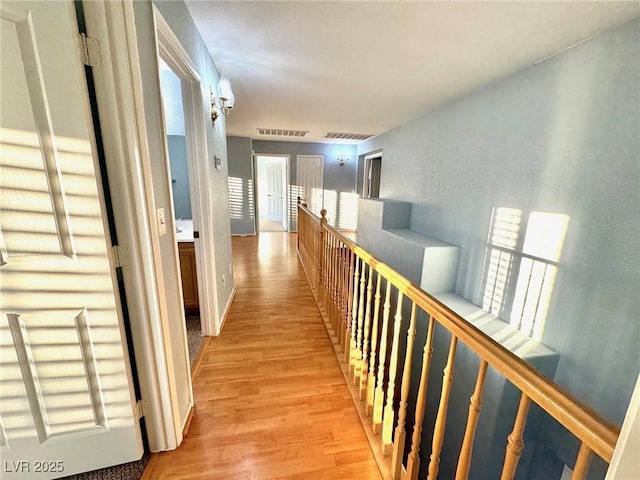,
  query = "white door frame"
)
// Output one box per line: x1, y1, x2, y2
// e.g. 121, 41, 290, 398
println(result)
606, 373, 640, 479
253, 154, 290, 232
363, 152, 382, 198
82, 0, 182, 451
280, 158, 289, 232
153, 9, 219, 339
